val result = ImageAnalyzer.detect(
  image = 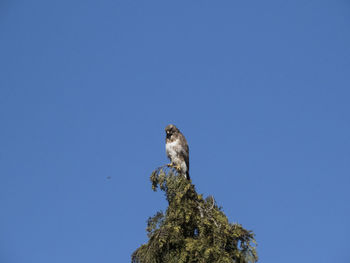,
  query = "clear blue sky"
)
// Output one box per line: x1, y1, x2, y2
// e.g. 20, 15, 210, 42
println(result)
1, 1, 349, 262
